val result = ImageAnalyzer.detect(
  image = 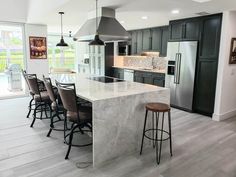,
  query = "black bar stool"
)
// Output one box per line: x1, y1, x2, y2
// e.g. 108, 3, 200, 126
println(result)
140, 102, 173, 164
